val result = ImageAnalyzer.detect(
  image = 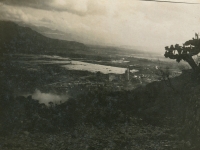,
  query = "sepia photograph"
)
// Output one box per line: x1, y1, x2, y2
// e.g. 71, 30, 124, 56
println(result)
0, 0, 200, 149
